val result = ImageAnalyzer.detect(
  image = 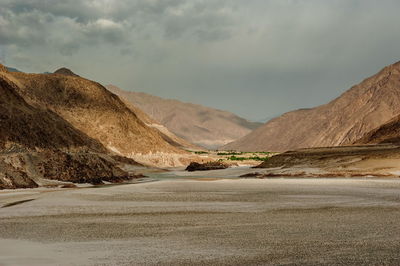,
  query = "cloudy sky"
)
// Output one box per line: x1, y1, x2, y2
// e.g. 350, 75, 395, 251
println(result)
1, 0, 400, 121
